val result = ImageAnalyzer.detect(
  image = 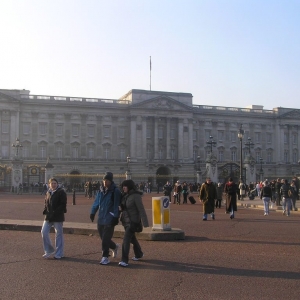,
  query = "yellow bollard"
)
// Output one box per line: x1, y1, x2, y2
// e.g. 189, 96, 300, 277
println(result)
152, 196, 171, 231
